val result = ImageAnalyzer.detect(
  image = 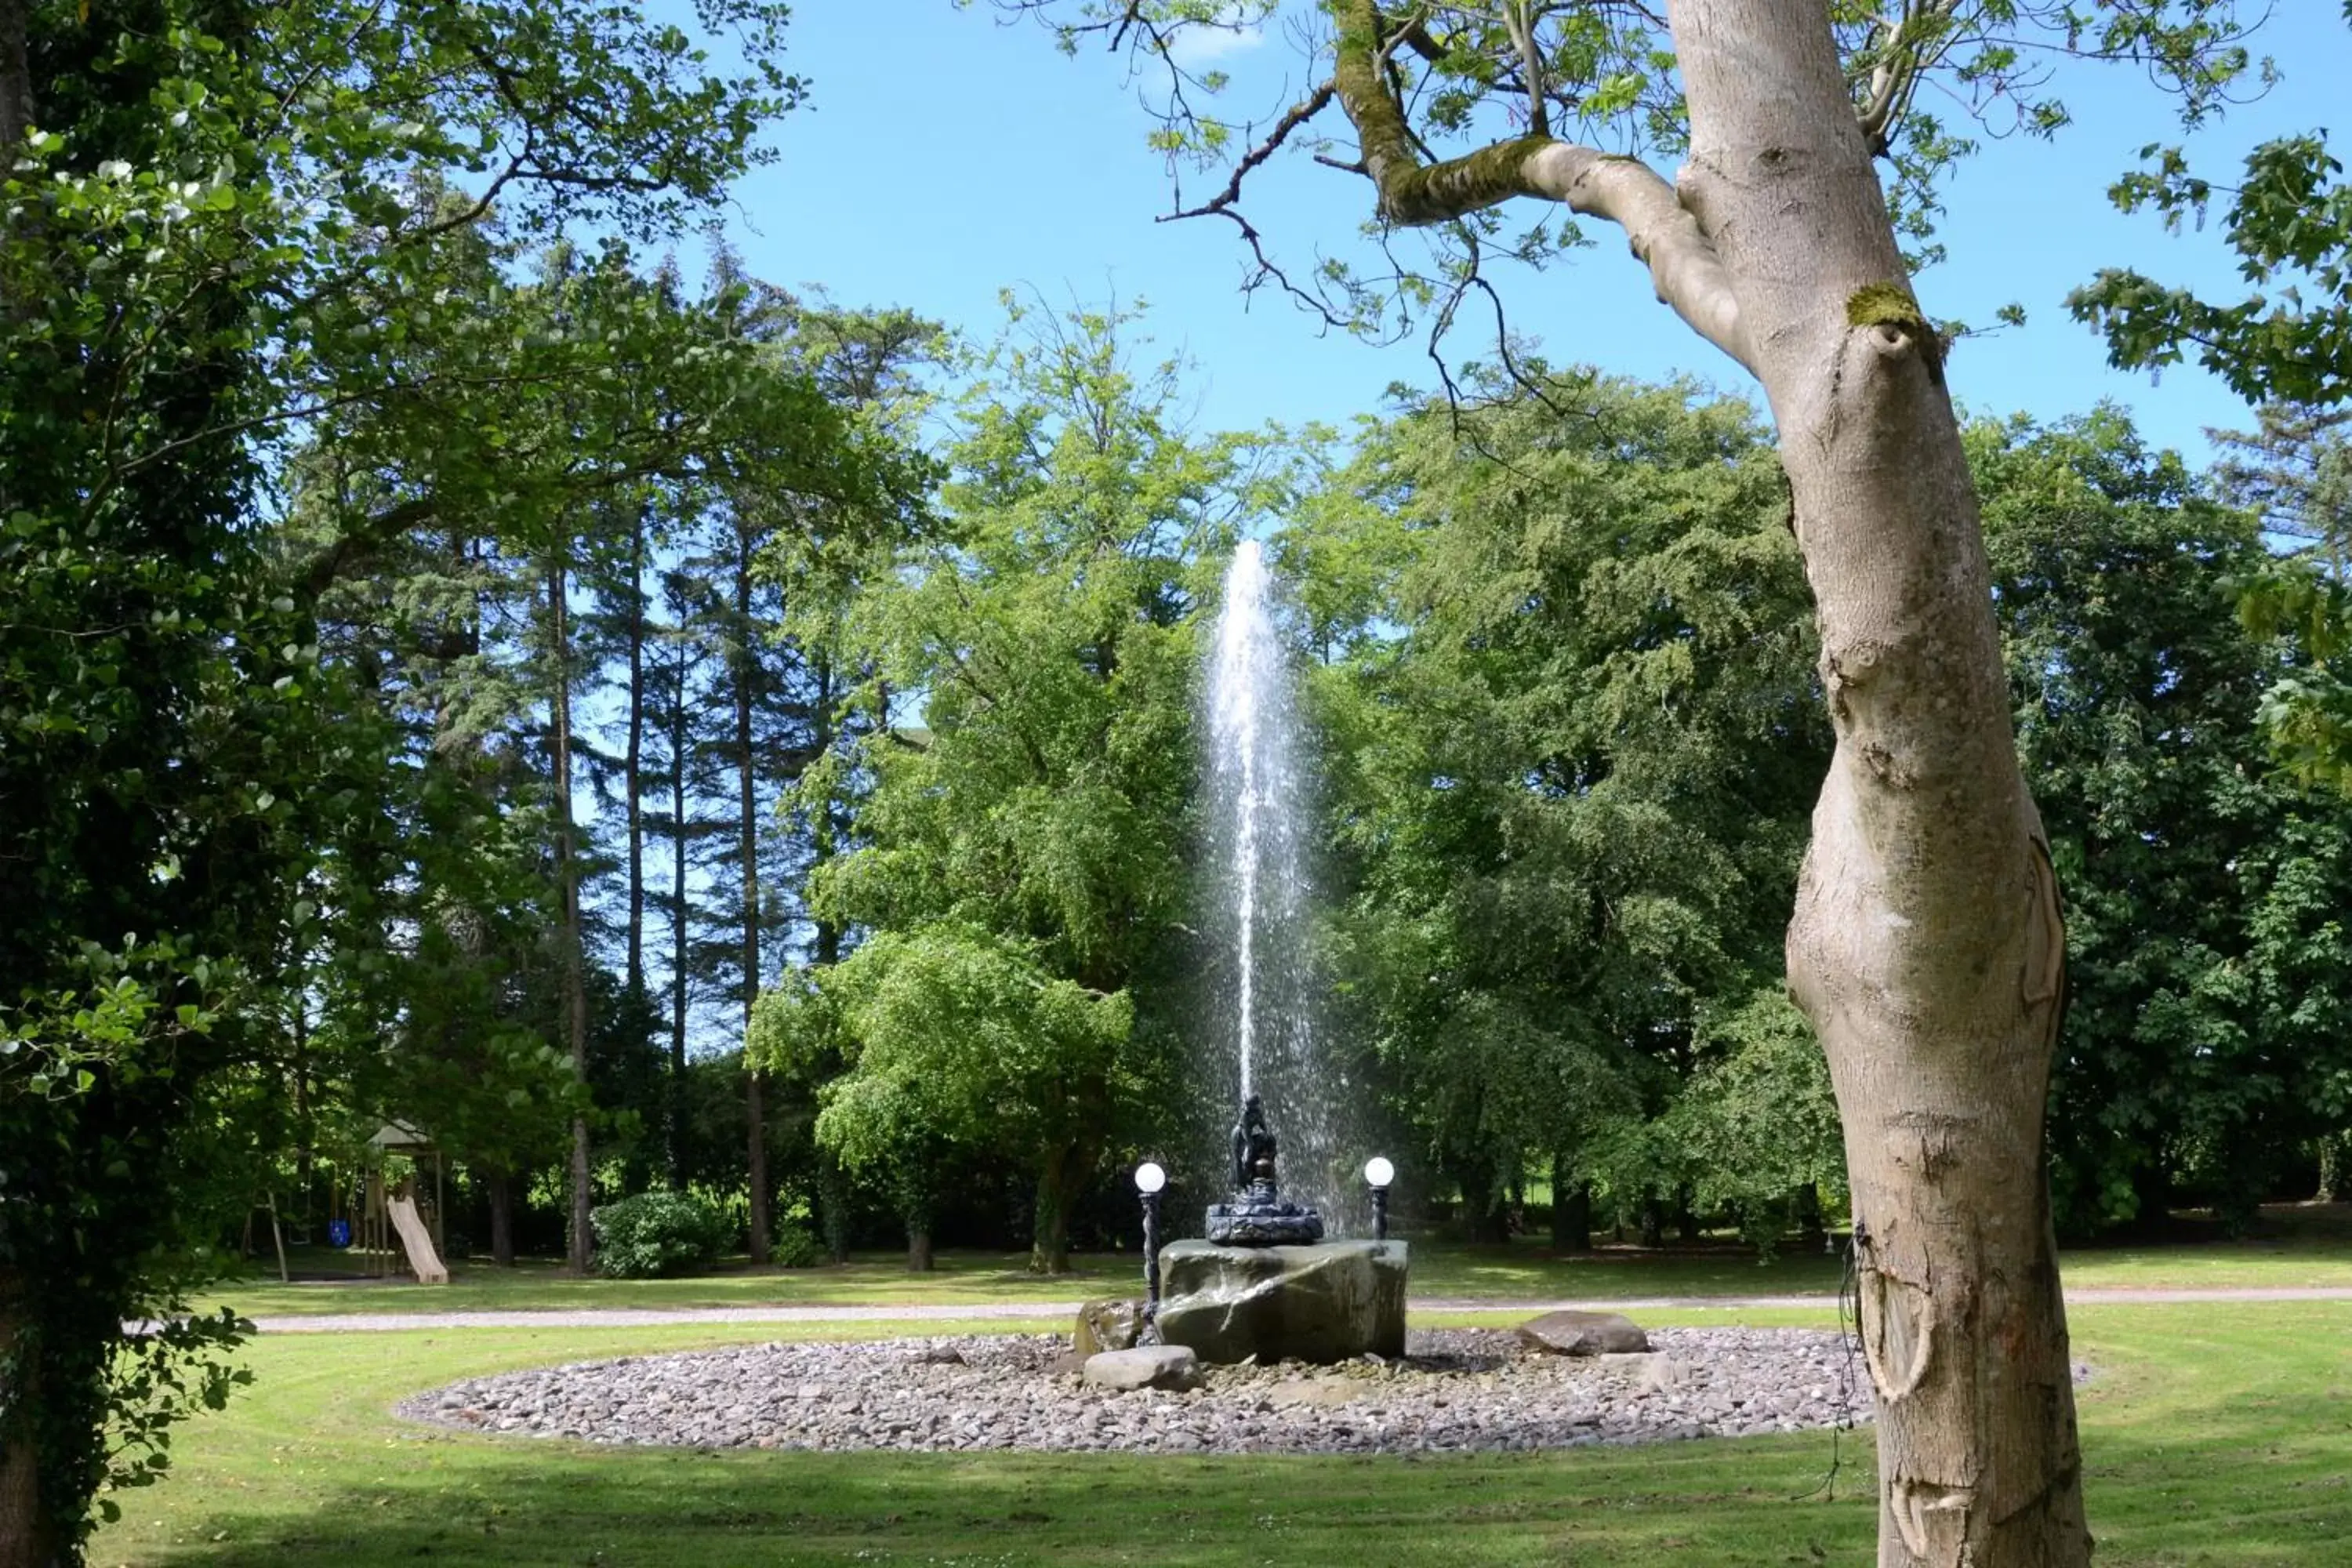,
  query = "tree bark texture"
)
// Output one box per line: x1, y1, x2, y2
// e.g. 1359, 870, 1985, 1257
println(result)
669, 647, 691, 1189
485, 1170, 516, 1267
625, 510, 648, 996
0, 1294, 61, 1568
0, 0, 29, 172
1327, 4, 2088, 1561
1671, 6, 2085, 1562
550, 557, 593, 1275
735, 550, 771, 1265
